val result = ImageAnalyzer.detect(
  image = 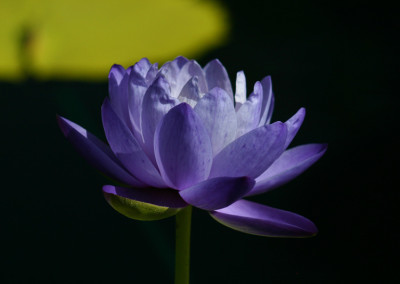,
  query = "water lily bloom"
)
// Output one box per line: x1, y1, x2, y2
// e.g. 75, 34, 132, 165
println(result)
58, 56, 326, 237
